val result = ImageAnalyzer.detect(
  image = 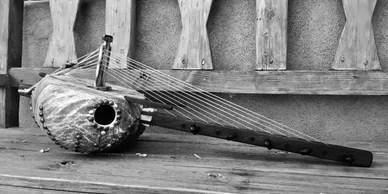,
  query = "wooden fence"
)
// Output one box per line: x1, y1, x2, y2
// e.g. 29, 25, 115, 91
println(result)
1, 0, 387, 128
